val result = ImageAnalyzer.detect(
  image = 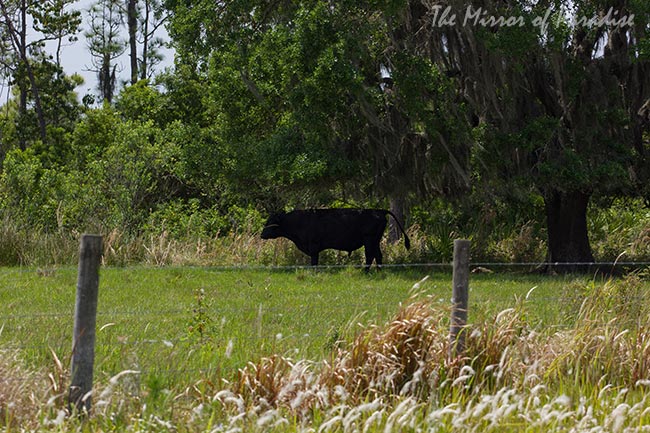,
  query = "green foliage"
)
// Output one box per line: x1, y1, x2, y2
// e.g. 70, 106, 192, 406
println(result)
68, 105, 122, 168
407, 193, 547, 264
28, 0, 82, 43
0, 63, 83, 155
589, 199, 650, 262
0, 106, 182, 233
0, 147, 70, 230
145, 200, 264, 239
187, 288, 215, 344
198, 5, 360, 205
163, 0, 473, 207
0, 0, 649, 270
114, 80, 166, 124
